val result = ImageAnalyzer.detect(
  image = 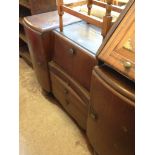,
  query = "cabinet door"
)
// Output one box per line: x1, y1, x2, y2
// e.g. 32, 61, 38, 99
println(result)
98, 3, 135, 80
87, 70, 135, 155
